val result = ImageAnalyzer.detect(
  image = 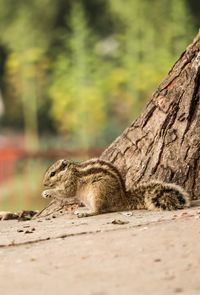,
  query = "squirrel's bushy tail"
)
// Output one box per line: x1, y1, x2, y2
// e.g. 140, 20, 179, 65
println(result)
132, 181, 191, 211
145, 181, 191, 210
